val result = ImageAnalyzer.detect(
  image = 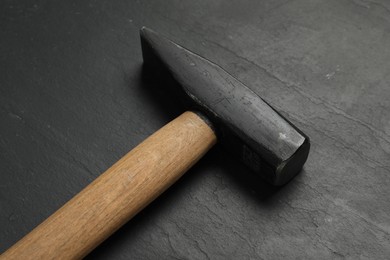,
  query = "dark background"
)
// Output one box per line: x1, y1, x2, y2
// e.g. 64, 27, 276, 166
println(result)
1, 0, 389, 259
